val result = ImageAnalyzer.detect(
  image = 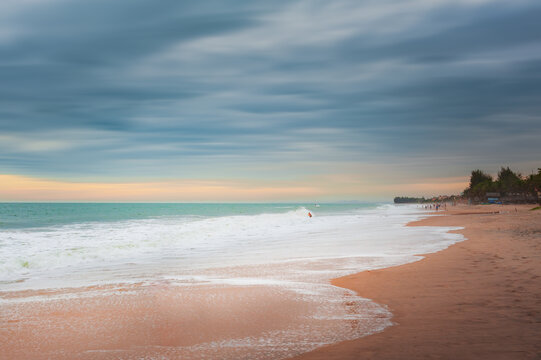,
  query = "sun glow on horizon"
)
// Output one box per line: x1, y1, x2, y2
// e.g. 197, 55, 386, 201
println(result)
0, 174, 468, 202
